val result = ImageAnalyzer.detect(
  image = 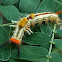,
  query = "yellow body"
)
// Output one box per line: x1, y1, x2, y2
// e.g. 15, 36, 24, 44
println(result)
30, 13, 35, 19
18, 17, 28, 27
23, 17, 28, 23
